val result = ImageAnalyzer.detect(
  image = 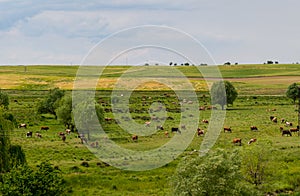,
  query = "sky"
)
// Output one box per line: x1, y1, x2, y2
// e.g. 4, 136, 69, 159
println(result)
0, 0, 299, 65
